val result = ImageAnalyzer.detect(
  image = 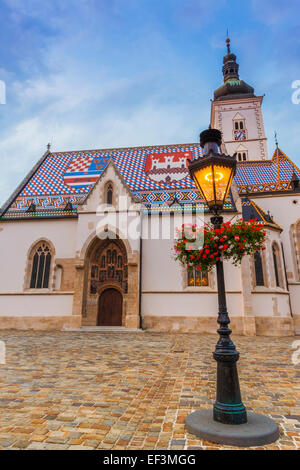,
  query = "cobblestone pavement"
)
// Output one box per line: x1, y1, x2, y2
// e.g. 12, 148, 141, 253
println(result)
0, 331, 299, 450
